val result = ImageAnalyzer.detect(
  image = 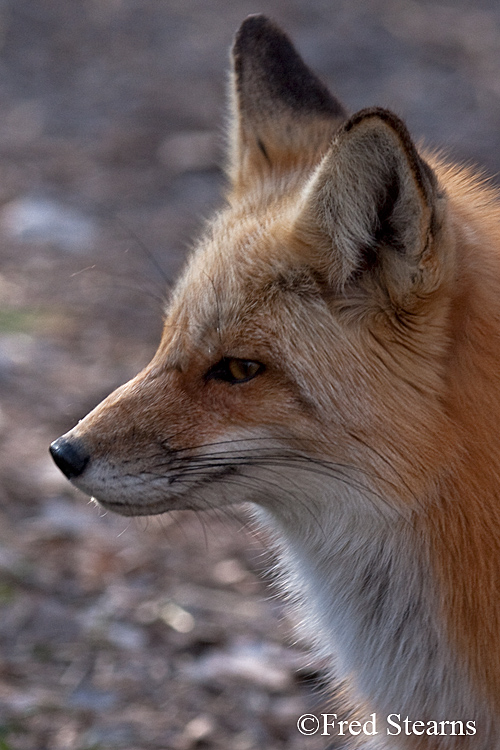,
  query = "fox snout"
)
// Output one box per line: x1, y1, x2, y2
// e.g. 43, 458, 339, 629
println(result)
50, 435, 90, 480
